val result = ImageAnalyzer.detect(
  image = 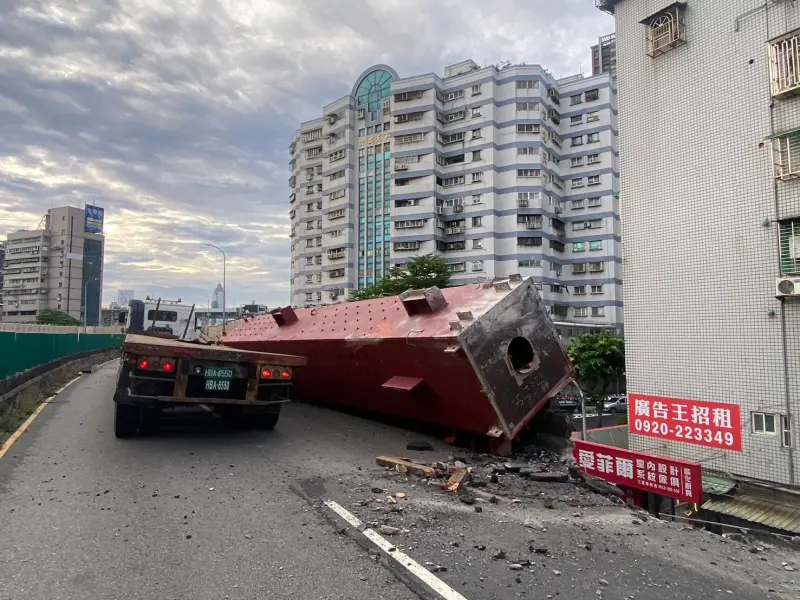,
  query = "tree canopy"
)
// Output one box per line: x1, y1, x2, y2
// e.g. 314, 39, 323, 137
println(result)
566, 331, 625, 393
35, 309, 82, 326
349, 254, 452, 301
